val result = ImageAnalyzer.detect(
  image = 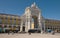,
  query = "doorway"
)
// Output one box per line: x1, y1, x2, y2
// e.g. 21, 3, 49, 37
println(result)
22, 26, 25, 31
